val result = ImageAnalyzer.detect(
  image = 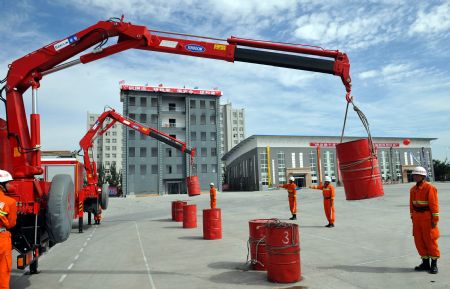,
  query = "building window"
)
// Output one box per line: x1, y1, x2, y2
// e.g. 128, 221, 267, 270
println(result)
112, 139, 117, 143
240, 134, 244, 138
169, 103, 176, 111
201, 132, 206, 141
140, 134, 146, 140
190, 100, 196, 109
210, 115, 216, 124
166, 148, 172, 157
90, 116, 95, 121
404, 152, 408, 165
106, 153, 110, 158
128, 164, 135, 175
190, 115, 196, 125
129, 147, 135, 157
151, 165, 158, 174
129, 97, 136, 106
151, 147, 158, 157
140, 114, 147, 123
106, 139, 110, 143
140, 147, 147, 157
299, 152, 304, 168
233, 120, 237, 125
190, 131, 197, 141
239, 112, 243, 117
169, 118, 176, 127
260, 152, 268, 186
277, 151, 286, 184
112, 153, 117, 158
129, 130, 135, 140
291, 153, 296, 168
211, 165, 217, 173
239, 127, 243, 131
233, 112, 237, 117
210, 132, 216, 141
201, 164, 207, 173
140, 165, 147, 175
200, 114, 206, 125
210, 100, 215, 110
166, 165, 172, 174
151, 114, 158, 124
151, 98, 158, 107
106, 146, 111, 151
201, 147, 207, 157
129, 113, 135, 120
211, 148, 217, 157
309, 150, 317, 183
200, 100, 206, 109
112, 146, 117, 151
